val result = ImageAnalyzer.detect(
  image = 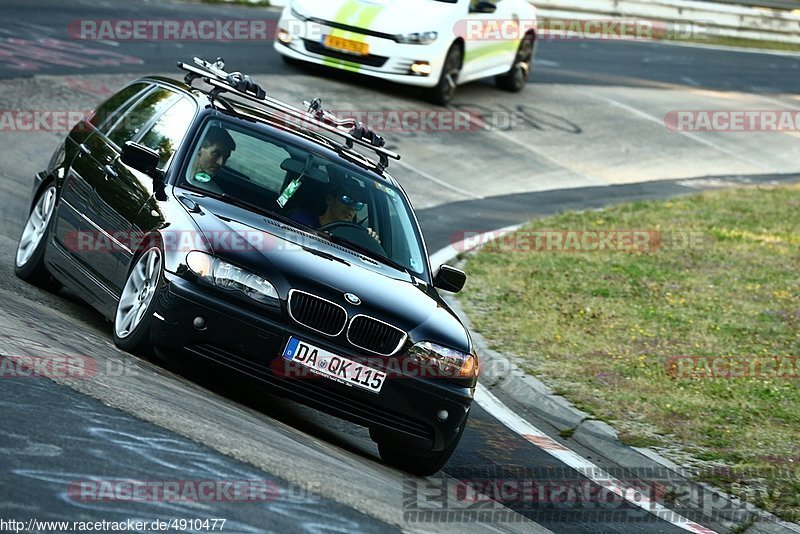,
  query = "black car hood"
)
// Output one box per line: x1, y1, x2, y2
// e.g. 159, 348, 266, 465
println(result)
182, 194, 470, 352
